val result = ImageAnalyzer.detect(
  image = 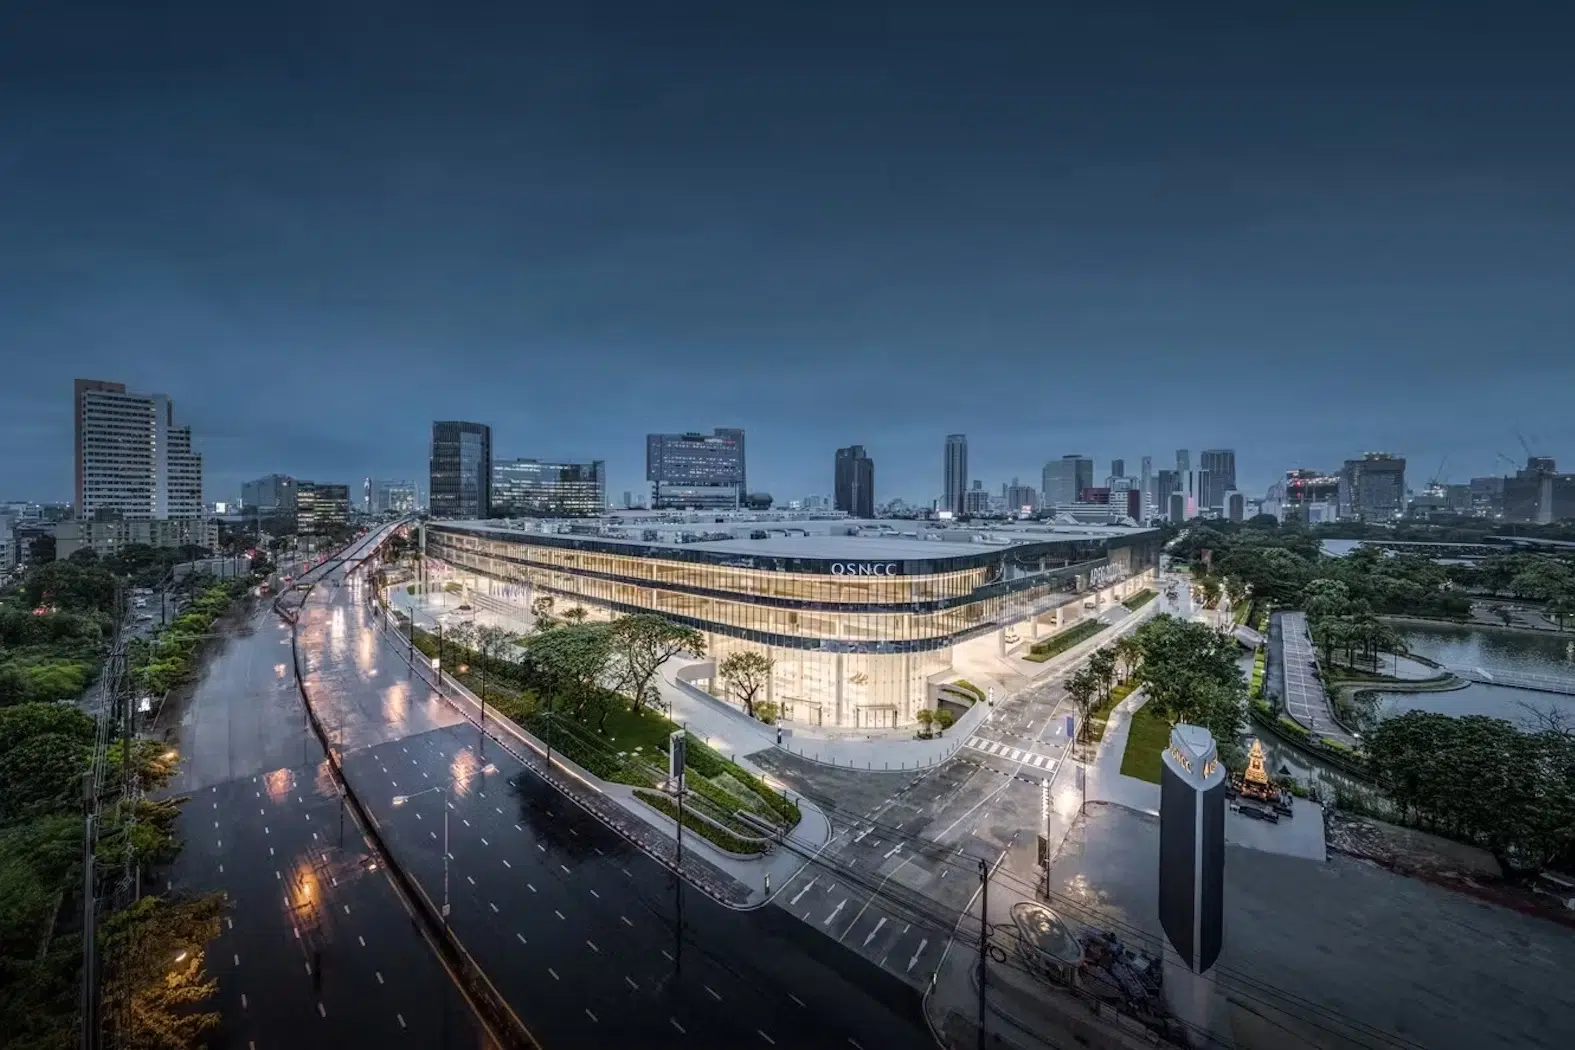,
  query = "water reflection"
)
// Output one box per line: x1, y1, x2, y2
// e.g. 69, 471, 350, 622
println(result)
1370, 623, 1575, 726
263, 767, 296, 804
